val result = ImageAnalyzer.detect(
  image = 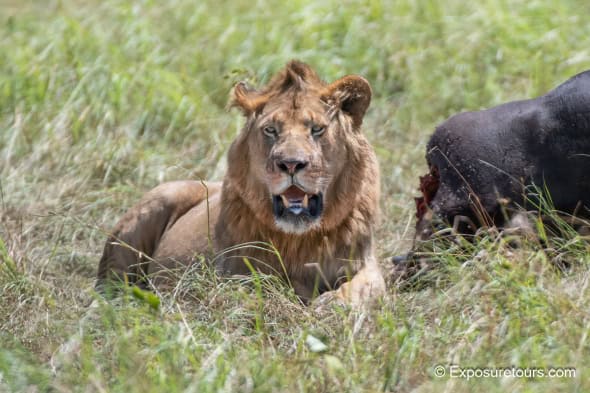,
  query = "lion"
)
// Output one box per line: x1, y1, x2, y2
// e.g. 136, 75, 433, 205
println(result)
96, 60, 385, 306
